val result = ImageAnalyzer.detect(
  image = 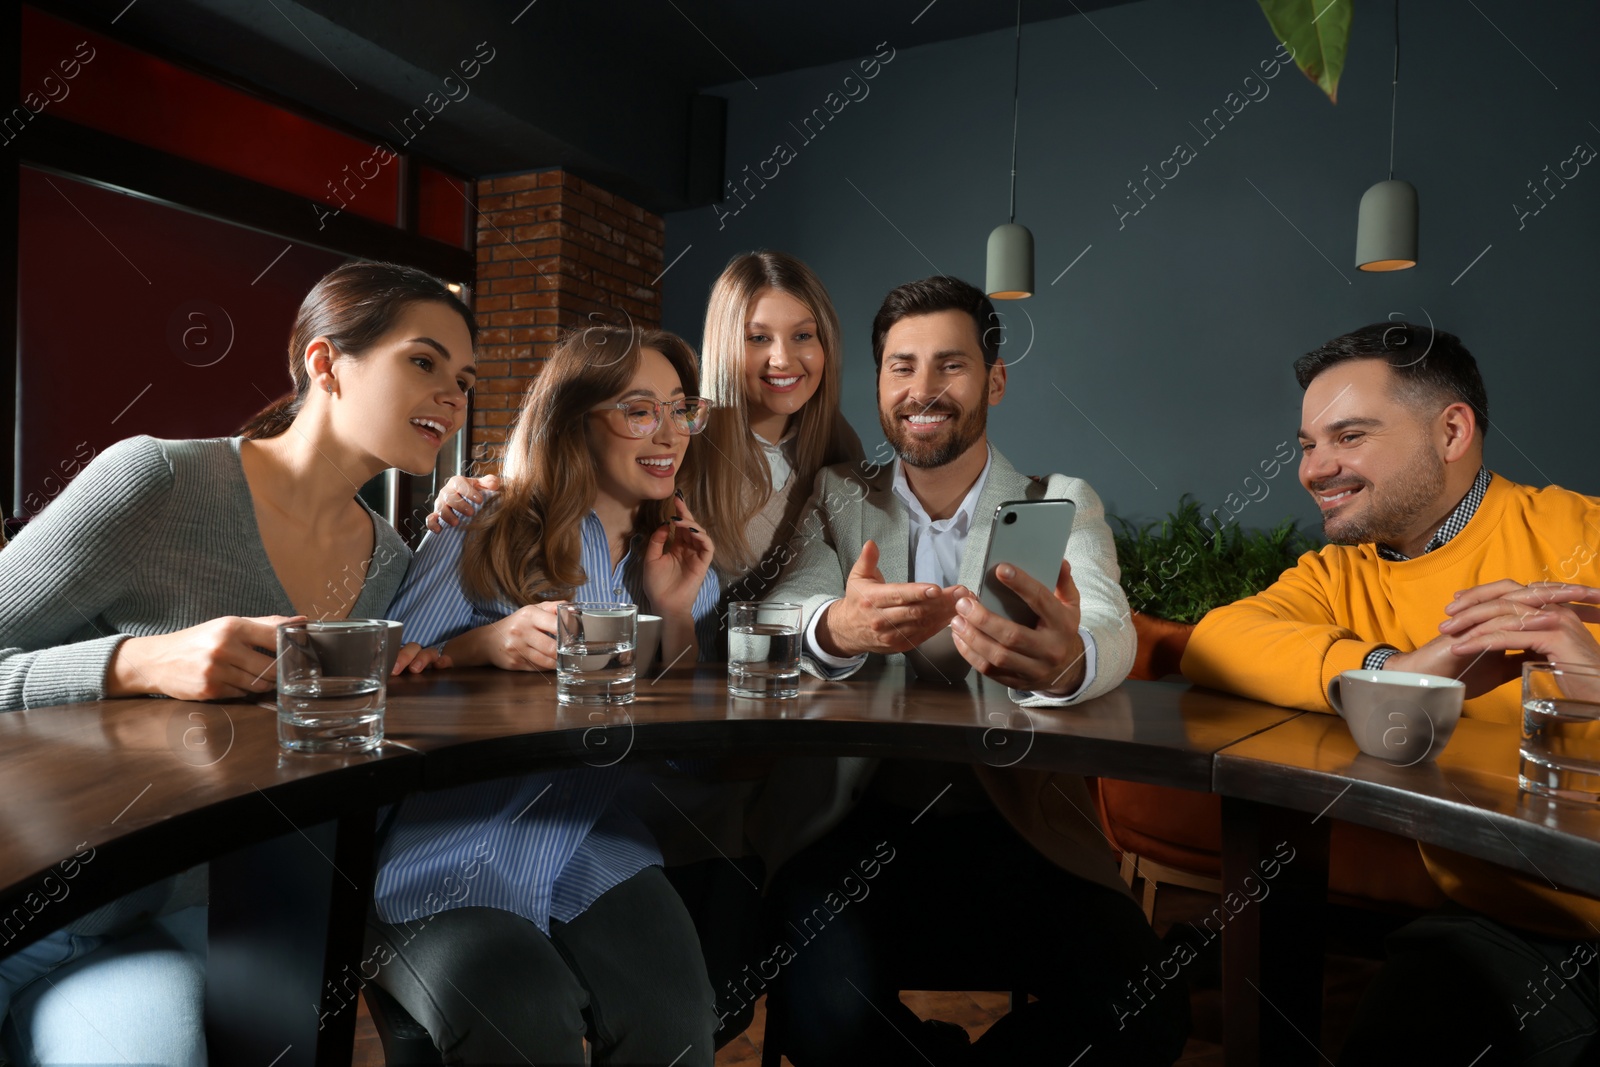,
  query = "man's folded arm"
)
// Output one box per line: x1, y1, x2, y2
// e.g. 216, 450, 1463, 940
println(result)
1180, 550, 1393, 712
